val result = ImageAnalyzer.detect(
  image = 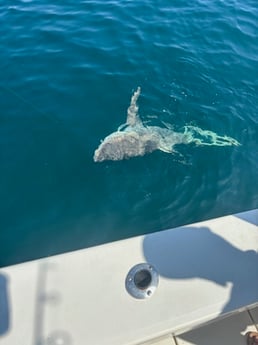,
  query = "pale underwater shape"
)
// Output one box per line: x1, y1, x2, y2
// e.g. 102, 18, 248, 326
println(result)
93, 87, 240, 162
